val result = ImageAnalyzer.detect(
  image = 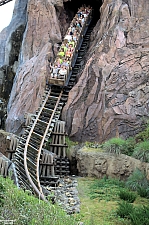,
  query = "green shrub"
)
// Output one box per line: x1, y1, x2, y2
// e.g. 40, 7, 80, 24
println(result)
135, 123, 149, 142
126, 168, 149, 191
0, 181, 5, 207
102, 137, 126, 155
123, 137, 136, 156
0, 176, 77, 225
130, 205, 149, 225
118, 189, 137, 203
137, 186, 149, 198
132, 141, 149, 162
116, 201, 134, 219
